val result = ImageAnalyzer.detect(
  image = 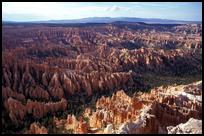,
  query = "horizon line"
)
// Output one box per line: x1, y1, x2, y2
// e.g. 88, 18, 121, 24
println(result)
2, 16, 202, 23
